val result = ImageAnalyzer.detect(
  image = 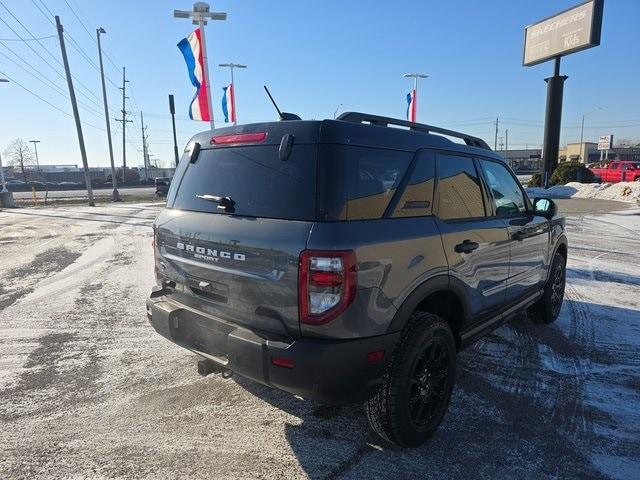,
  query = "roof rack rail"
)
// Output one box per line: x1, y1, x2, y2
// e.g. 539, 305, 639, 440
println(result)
336, 112, 491, 151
